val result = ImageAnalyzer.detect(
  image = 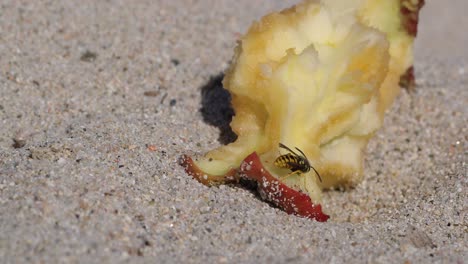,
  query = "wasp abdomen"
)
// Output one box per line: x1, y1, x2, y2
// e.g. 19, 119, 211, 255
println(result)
274, 154, 307, 172
274, 154, 292, 167
275, 143, 320, 182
